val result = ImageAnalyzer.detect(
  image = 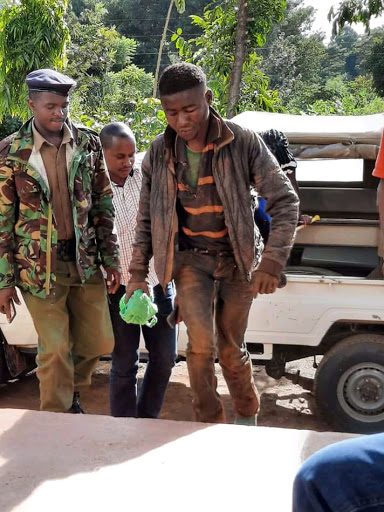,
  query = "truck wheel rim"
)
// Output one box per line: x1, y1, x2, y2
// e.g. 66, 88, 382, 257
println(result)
337, 363, 384, 423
